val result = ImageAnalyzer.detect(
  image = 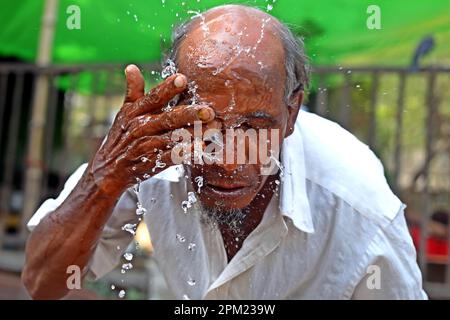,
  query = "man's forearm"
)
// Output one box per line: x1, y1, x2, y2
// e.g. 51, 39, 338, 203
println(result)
22, 165, 123, 299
